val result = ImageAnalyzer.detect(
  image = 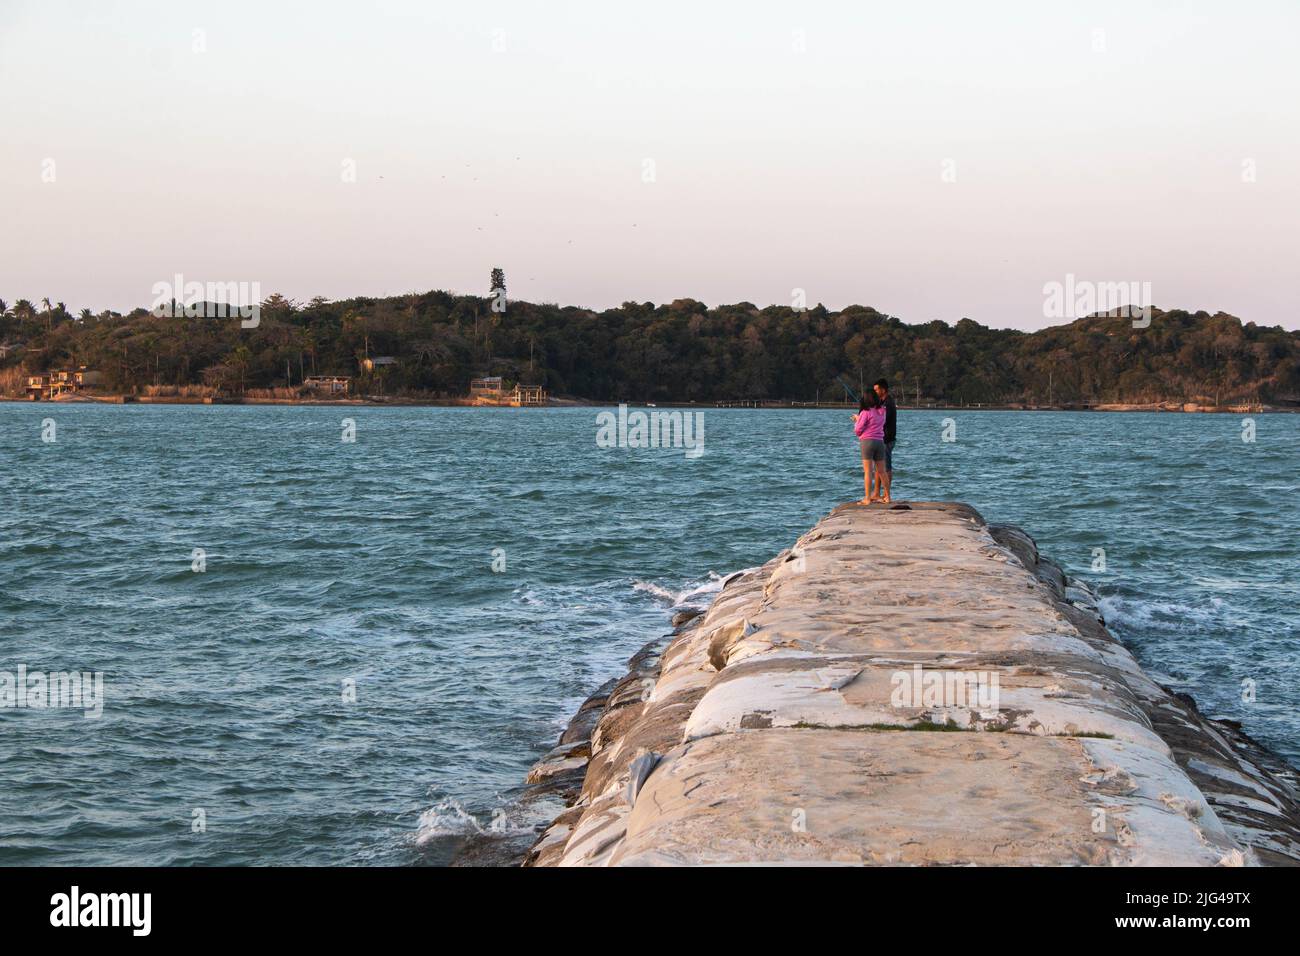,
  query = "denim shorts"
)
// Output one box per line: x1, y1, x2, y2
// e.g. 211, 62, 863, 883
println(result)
860, 438, 885, 462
